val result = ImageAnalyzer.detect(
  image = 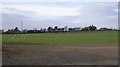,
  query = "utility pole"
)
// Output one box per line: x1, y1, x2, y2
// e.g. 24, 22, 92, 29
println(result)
21, 20, 23, 33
